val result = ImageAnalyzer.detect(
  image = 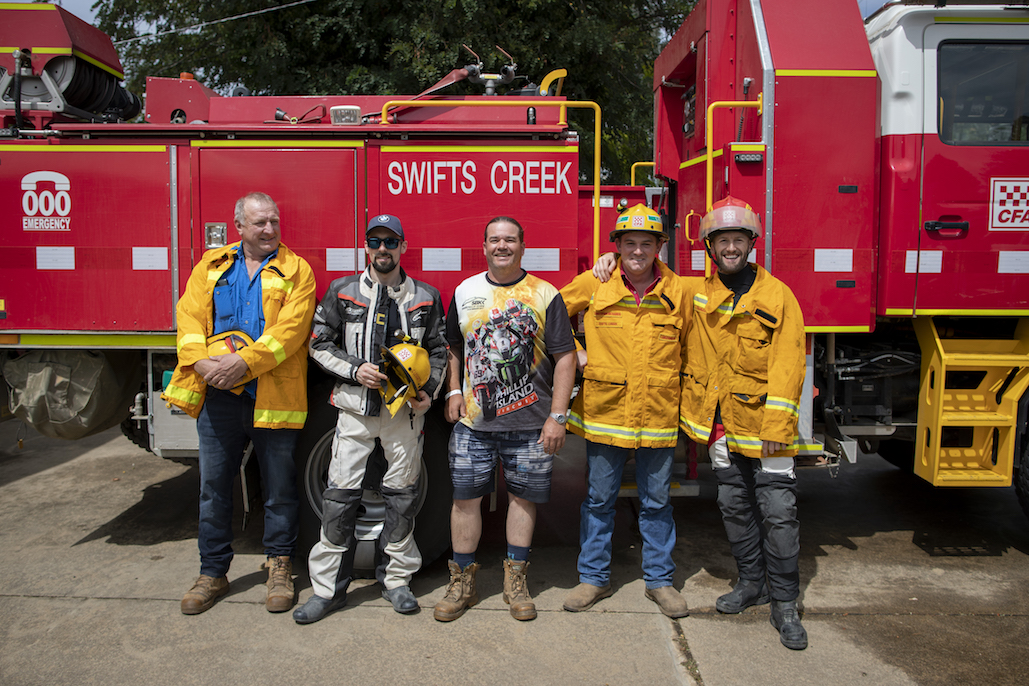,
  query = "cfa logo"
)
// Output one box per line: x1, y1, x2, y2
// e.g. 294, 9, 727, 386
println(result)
22, 171, 72, 231
990, 177, 1029, 231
